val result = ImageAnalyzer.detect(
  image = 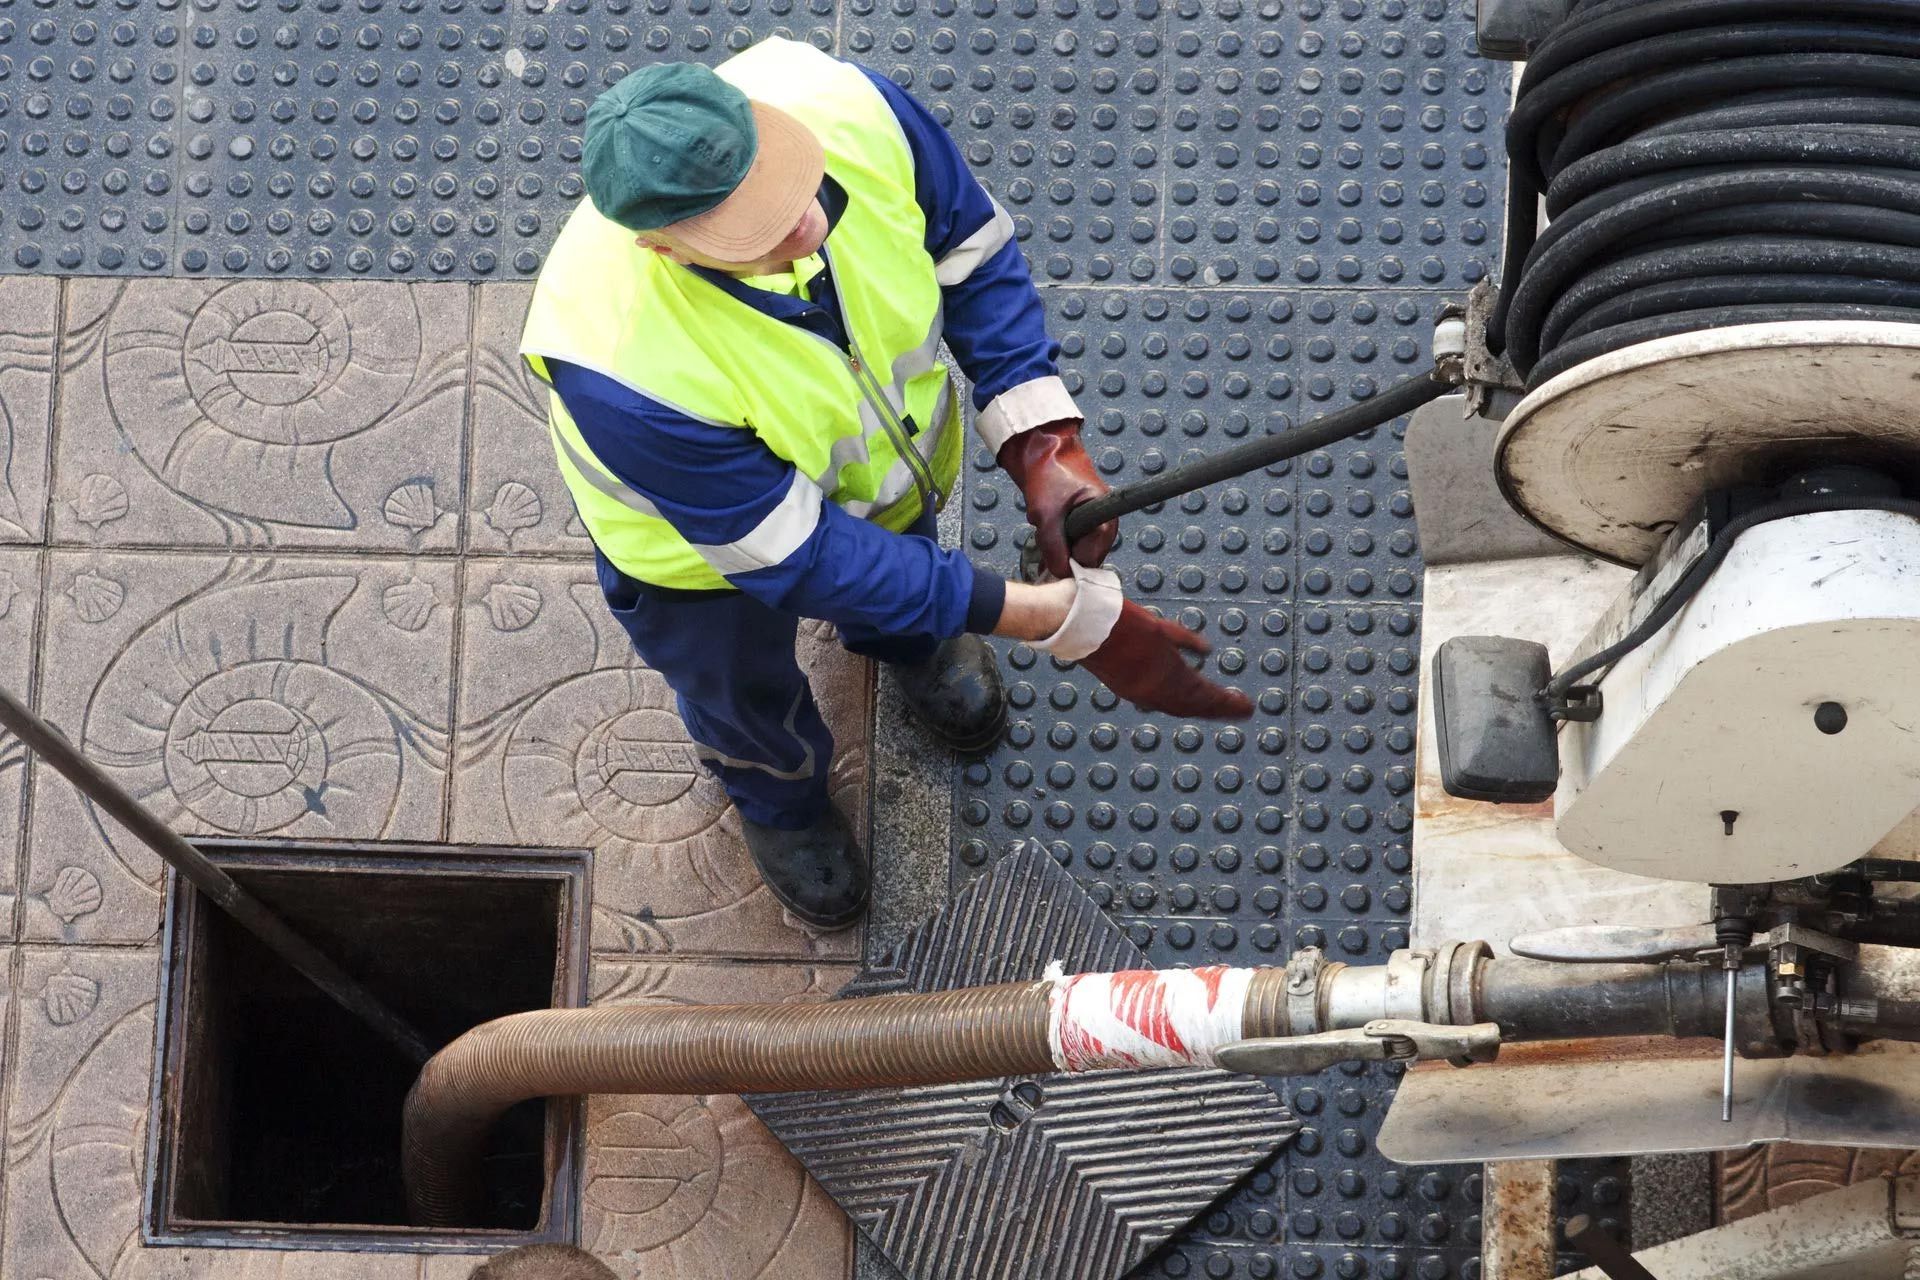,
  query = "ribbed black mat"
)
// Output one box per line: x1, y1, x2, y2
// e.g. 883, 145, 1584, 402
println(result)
750, 843, 1300, 1280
